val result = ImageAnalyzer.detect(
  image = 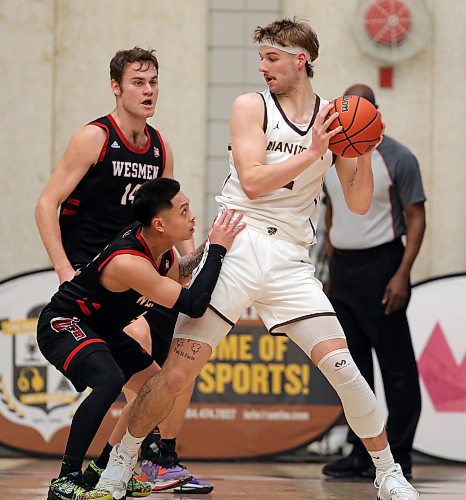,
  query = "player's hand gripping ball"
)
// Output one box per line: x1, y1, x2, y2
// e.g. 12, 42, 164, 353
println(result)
327, 95, 382, 158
